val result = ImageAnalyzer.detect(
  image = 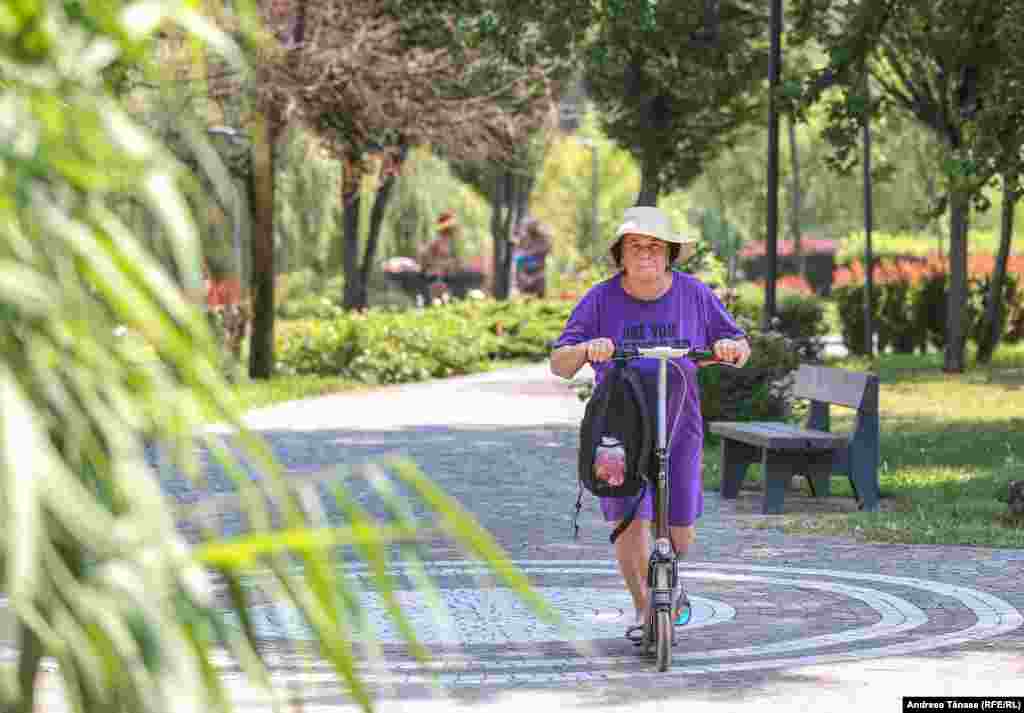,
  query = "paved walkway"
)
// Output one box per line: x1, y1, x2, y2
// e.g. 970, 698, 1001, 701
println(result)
33, 364, 1024, 711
